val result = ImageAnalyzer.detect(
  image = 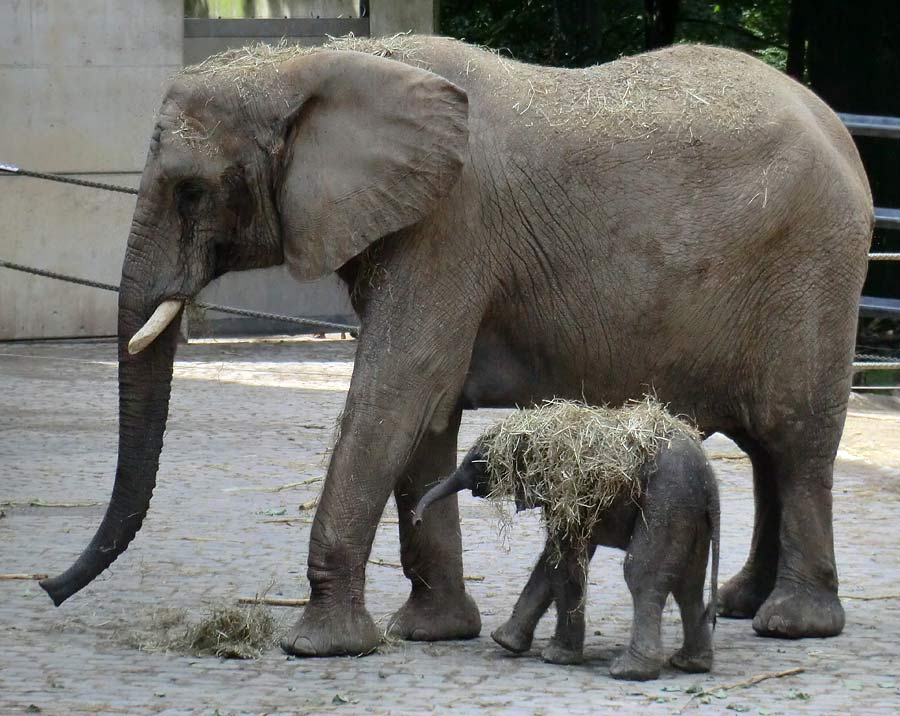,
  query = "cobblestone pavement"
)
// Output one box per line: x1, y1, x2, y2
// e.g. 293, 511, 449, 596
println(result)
2, 338, 898, 716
